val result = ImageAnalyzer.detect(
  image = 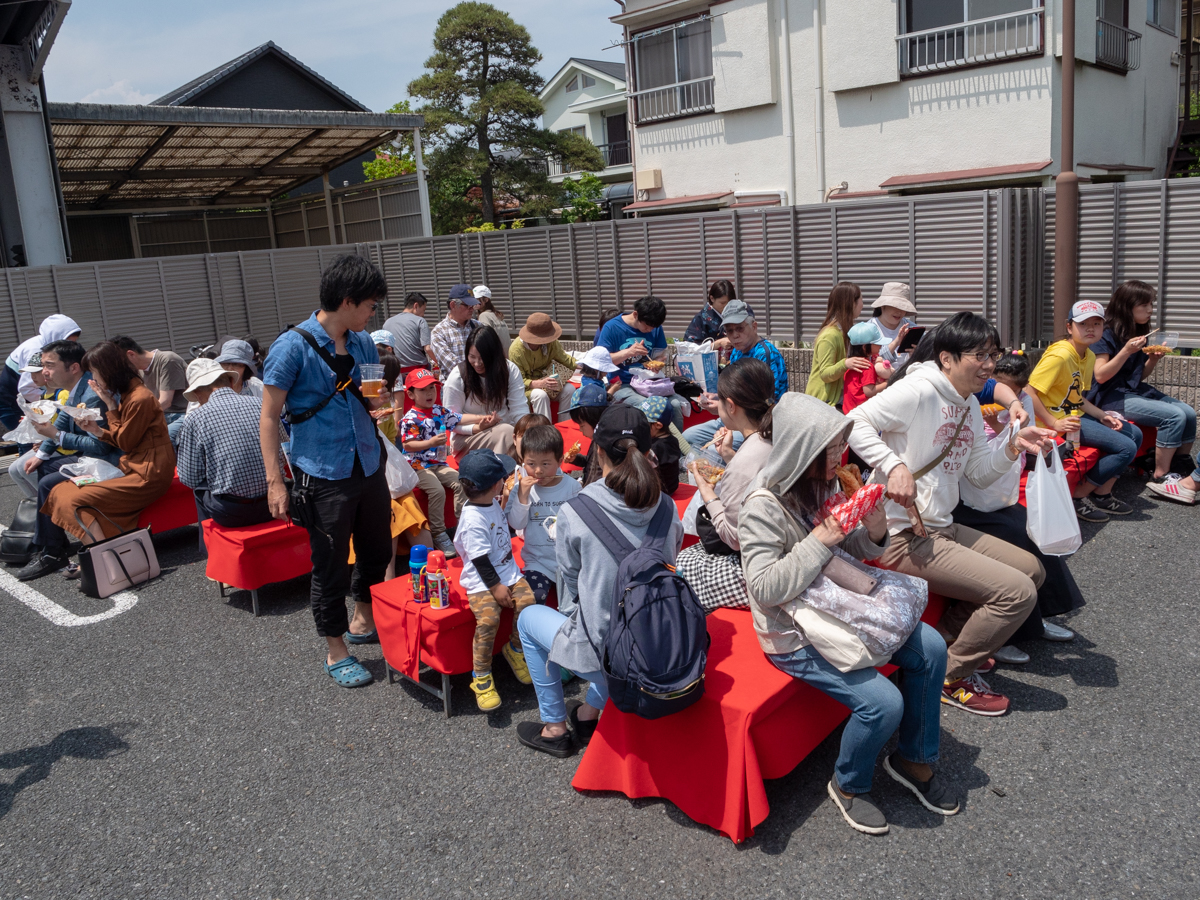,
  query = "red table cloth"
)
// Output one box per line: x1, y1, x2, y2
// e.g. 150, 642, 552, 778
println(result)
572, 597, 946, 843
138, 475, 199, 533
373, 539, 526, 681
202, 518, 312, 591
